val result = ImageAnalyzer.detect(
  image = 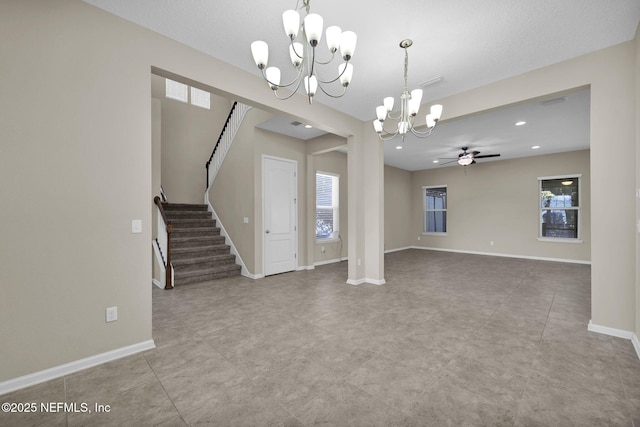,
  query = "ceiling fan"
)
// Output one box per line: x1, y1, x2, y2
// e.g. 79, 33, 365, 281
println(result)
439, 147, 501, 166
